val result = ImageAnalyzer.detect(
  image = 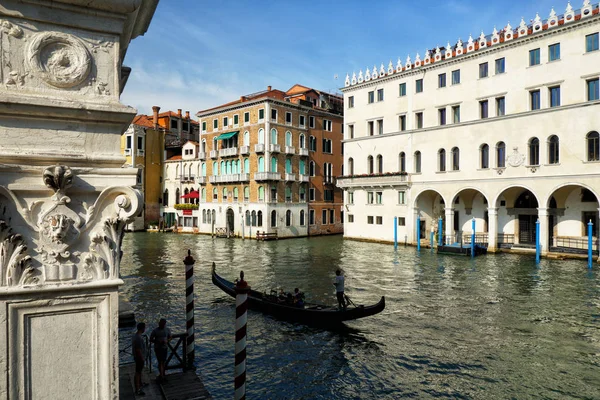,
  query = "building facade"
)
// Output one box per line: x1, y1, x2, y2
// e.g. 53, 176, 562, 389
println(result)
339, 2, 600, 258
161, 85, 344, 238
